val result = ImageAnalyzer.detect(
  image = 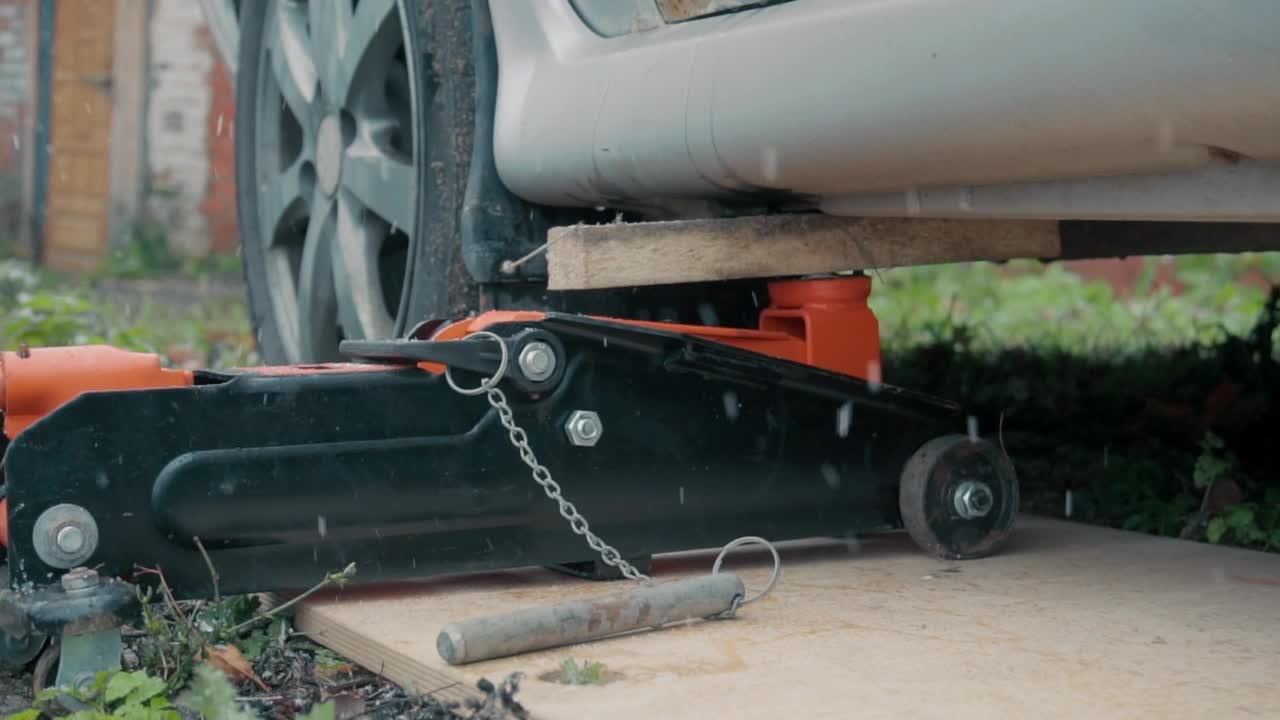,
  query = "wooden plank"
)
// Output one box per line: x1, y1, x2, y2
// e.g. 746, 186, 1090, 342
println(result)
294, 518, 1280, 719
546, 215, 1061, 290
